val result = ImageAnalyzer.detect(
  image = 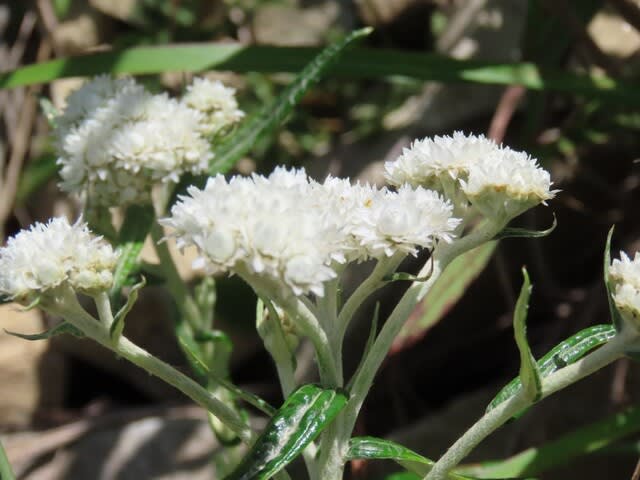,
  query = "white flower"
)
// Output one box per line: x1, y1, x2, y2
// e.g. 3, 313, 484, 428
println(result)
54, 76, 214, 207
385, 132, 496, 191
163, 167, 460, 297
609, 251, 640, 327
350, 185, 459, 258
182, 77, 244, 136
0, 218, 119, 302
163, 168, 340, 298
384, 131, 557, 221
460, 148, 556, 220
